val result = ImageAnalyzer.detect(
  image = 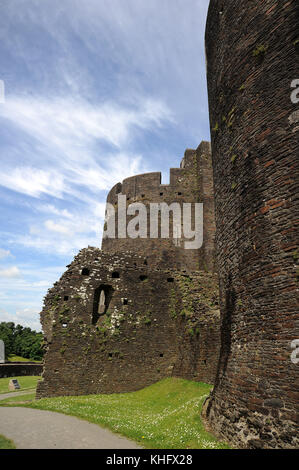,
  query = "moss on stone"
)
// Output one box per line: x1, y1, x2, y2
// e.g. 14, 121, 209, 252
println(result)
253, 44, 268, 57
